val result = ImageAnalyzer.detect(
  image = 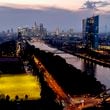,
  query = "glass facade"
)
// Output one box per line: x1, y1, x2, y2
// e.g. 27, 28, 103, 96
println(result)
83, 15, 99, 49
